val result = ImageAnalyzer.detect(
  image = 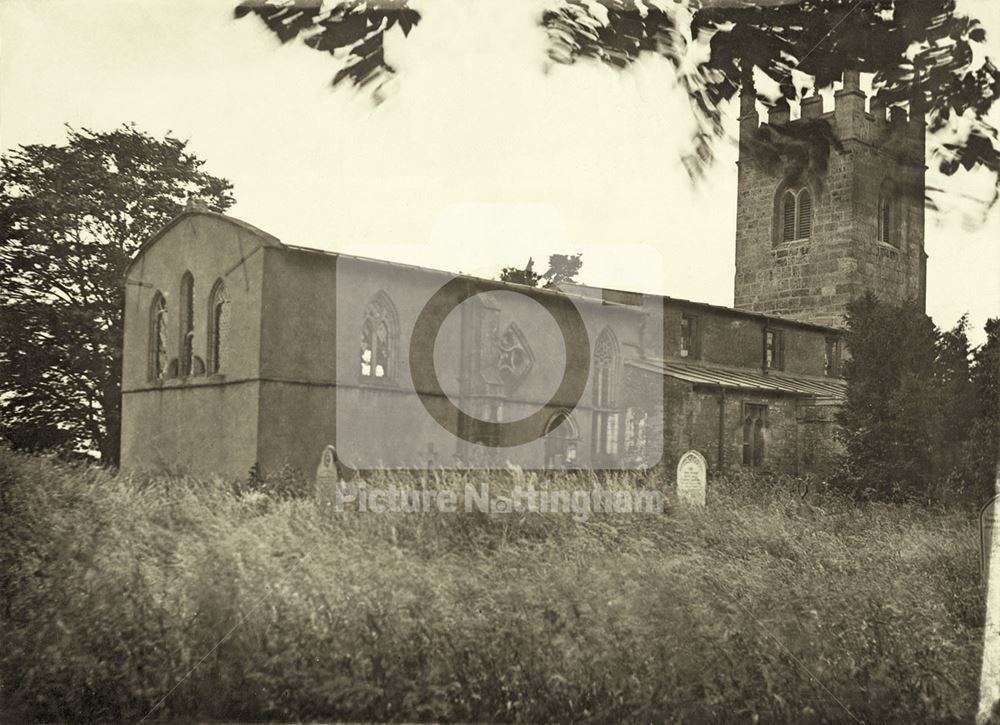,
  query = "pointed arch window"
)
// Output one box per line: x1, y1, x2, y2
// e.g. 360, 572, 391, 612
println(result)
877, 180, 898, 247
778, 186, 813, 242
207, 279, 230, 375
592, 328, 621, 460
178, 272, 195, 376
797, 189, 812, 238
742, 403, 767, 467
360, 290, 399, 380
544, 410, 579, 468
148, 292, 168, 380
